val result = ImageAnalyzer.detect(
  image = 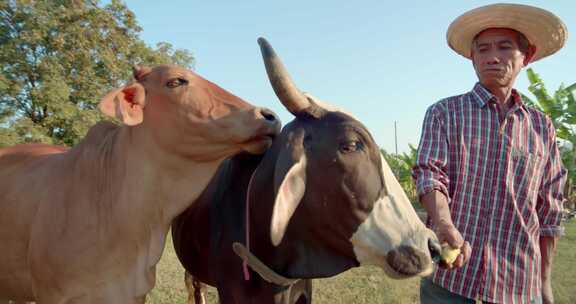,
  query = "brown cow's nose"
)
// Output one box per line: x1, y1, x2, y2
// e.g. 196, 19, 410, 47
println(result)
258, 107, 278, 122
428, 239, 442, 263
